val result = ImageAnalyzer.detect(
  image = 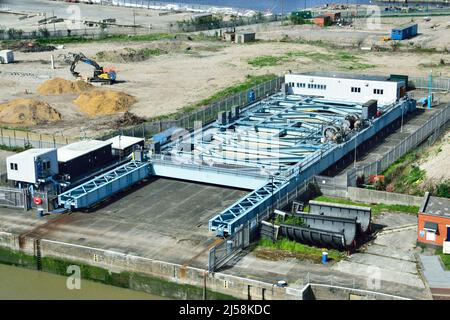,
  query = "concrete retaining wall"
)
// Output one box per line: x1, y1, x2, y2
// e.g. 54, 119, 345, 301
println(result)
347, 187, 422, 207
0, 231, 303, 300
308, 284, 409, 300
